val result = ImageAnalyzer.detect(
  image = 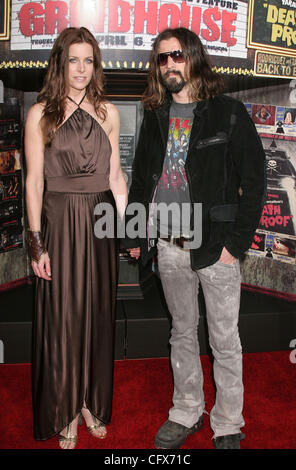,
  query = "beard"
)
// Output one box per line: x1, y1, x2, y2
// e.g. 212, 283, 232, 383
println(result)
160, 70, 187, 94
